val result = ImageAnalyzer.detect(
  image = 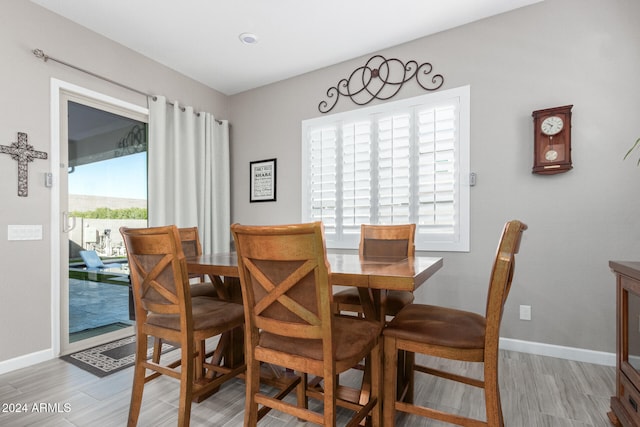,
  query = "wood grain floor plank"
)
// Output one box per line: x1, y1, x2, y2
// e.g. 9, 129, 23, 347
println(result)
0, 350, 614, 426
